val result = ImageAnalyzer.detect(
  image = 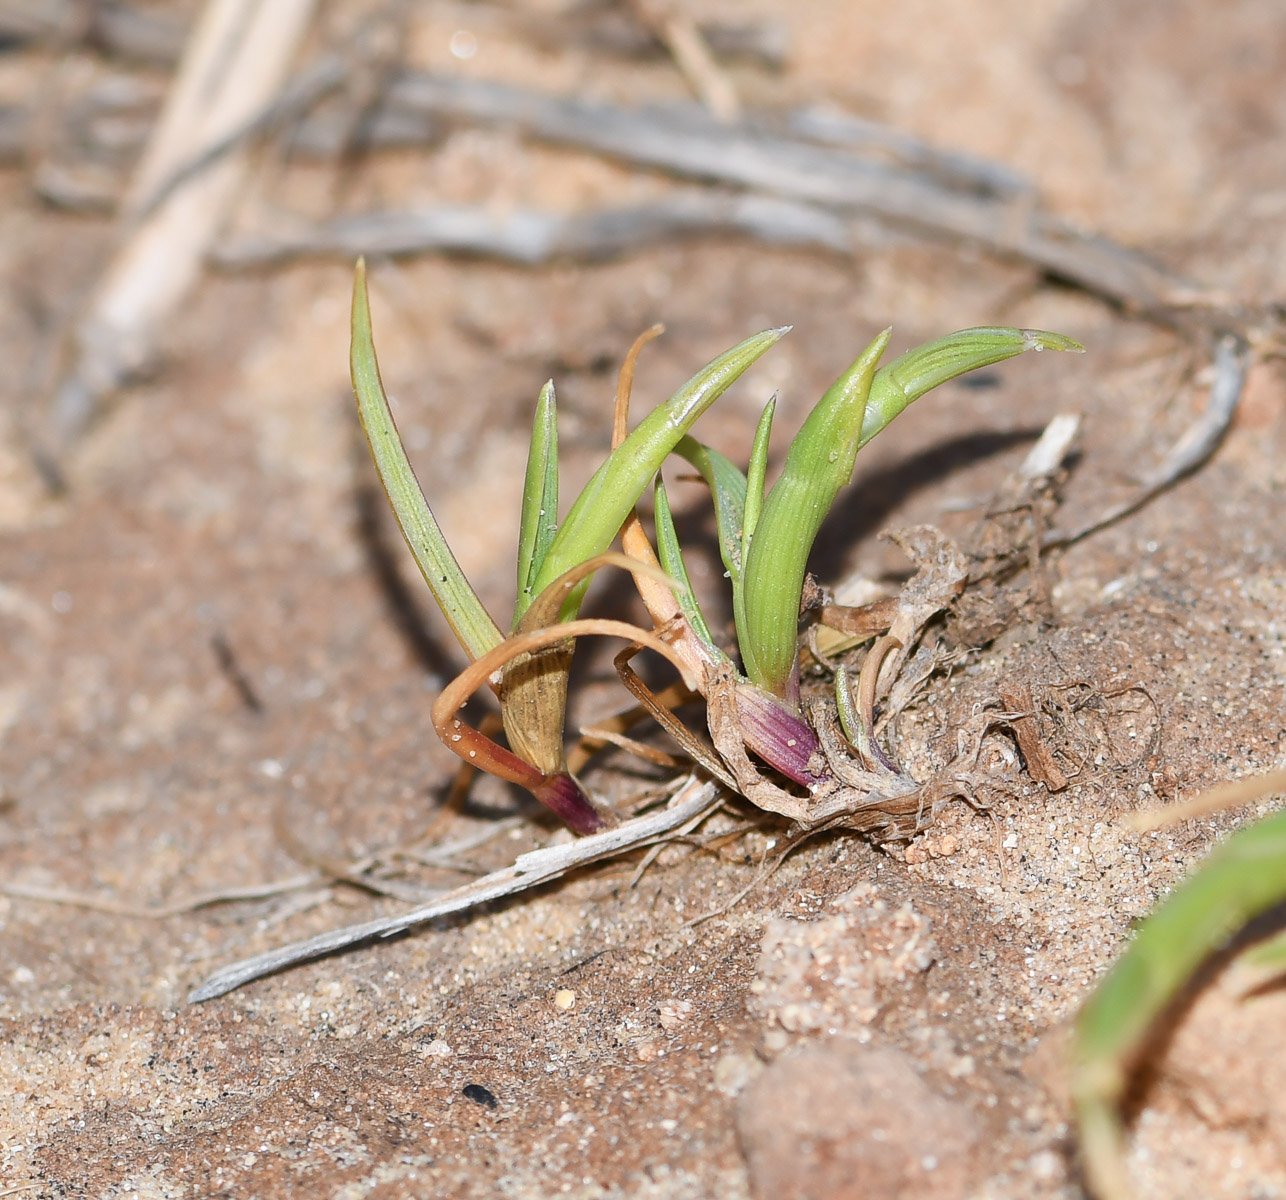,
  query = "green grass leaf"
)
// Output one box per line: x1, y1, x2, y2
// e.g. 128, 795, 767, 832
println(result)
1074, 805, 1286, 1200
652, 476, 724, 660
740, 329, 891, 696
860, 326, 1084, 448
673, 435, 750, 585
514, 380, 560, 623
350, 260, 503, 661
529, 326, 788, 618
739, 325, 1083, 696
742, 395, 776, 553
